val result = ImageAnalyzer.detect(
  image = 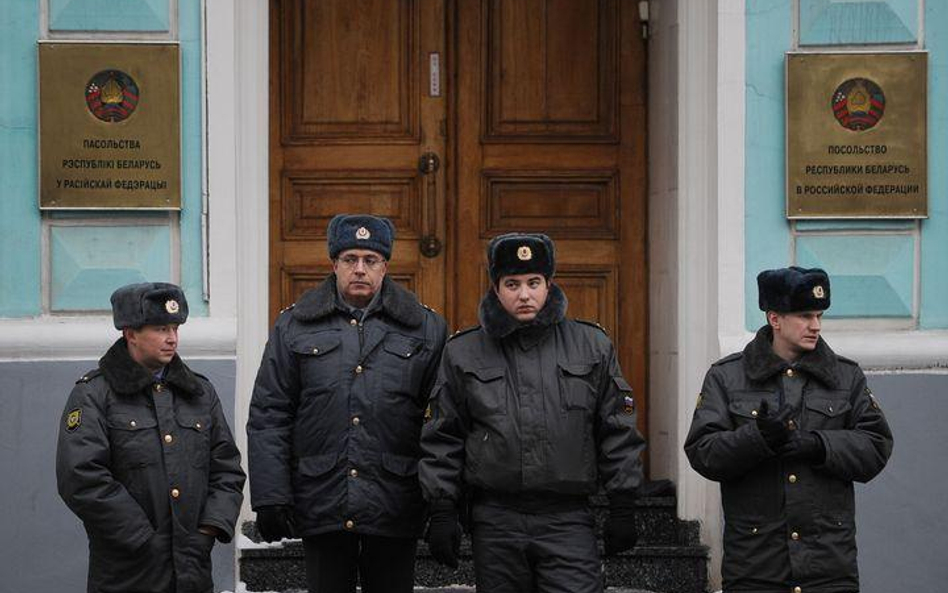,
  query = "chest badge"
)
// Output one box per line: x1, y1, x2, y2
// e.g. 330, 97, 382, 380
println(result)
66, 408, 82, 432
623, 395, 636, 415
